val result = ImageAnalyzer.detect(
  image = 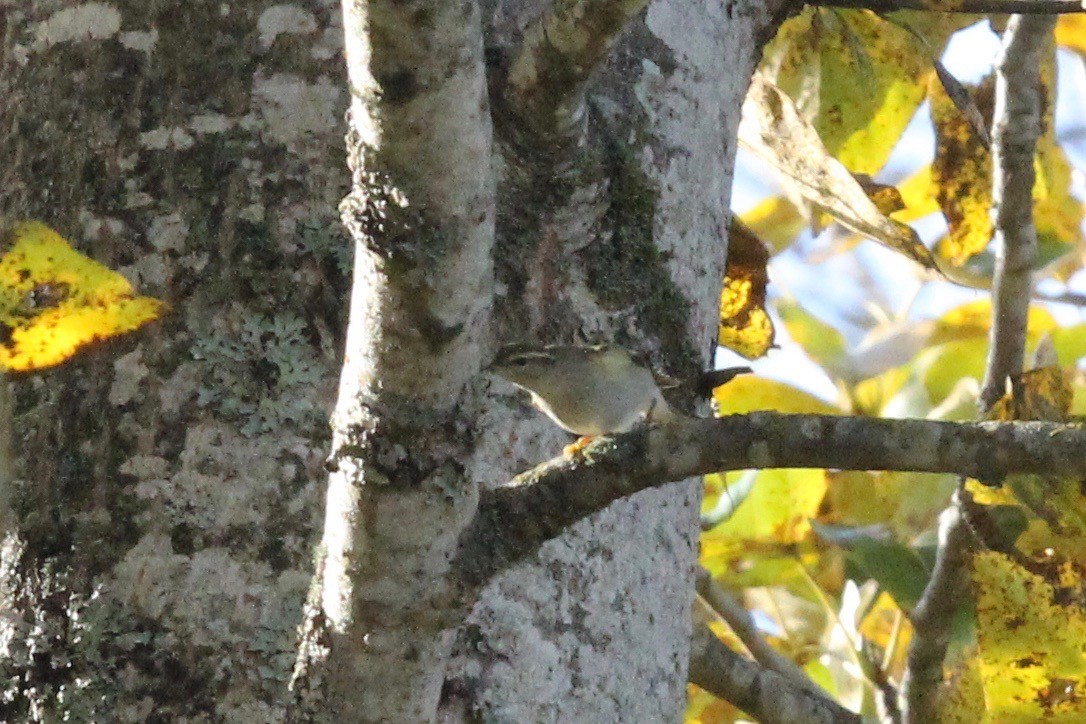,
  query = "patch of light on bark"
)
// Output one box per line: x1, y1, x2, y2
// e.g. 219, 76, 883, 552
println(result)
341, 3, 381, 149
257, 5, 317, 48
34, 3, 121, 49
0, 533, 23, 658
799, 416, 823, 440
320, 468, 359, 629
